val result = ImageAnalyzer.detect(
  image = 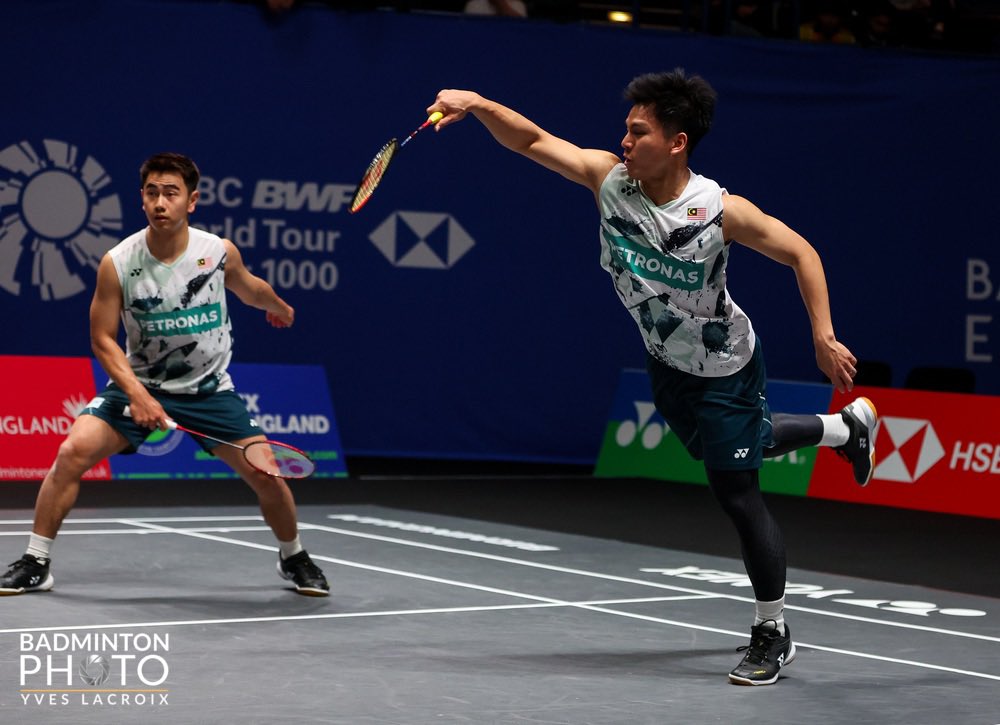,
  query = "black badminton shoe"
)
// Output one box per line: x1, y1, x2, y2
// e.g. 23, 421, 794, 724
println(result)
834, 396, 879, 486
277, 550, 329, 597
728, 620, 796, 686
0, 554, 54, 595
